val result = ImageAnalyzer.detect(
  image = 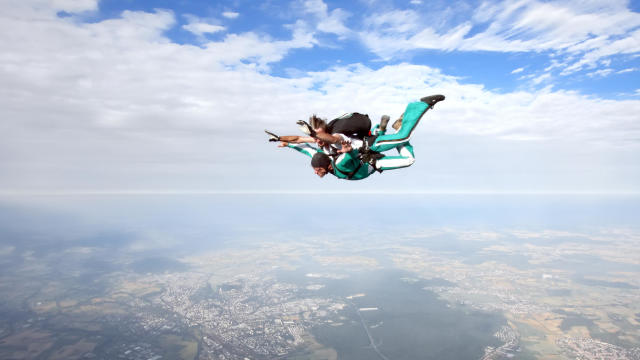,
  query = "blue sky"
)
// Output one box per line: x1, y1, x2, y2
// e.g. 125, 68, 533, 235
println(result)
88, 0, 640, 96
1, 0, 640, 194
